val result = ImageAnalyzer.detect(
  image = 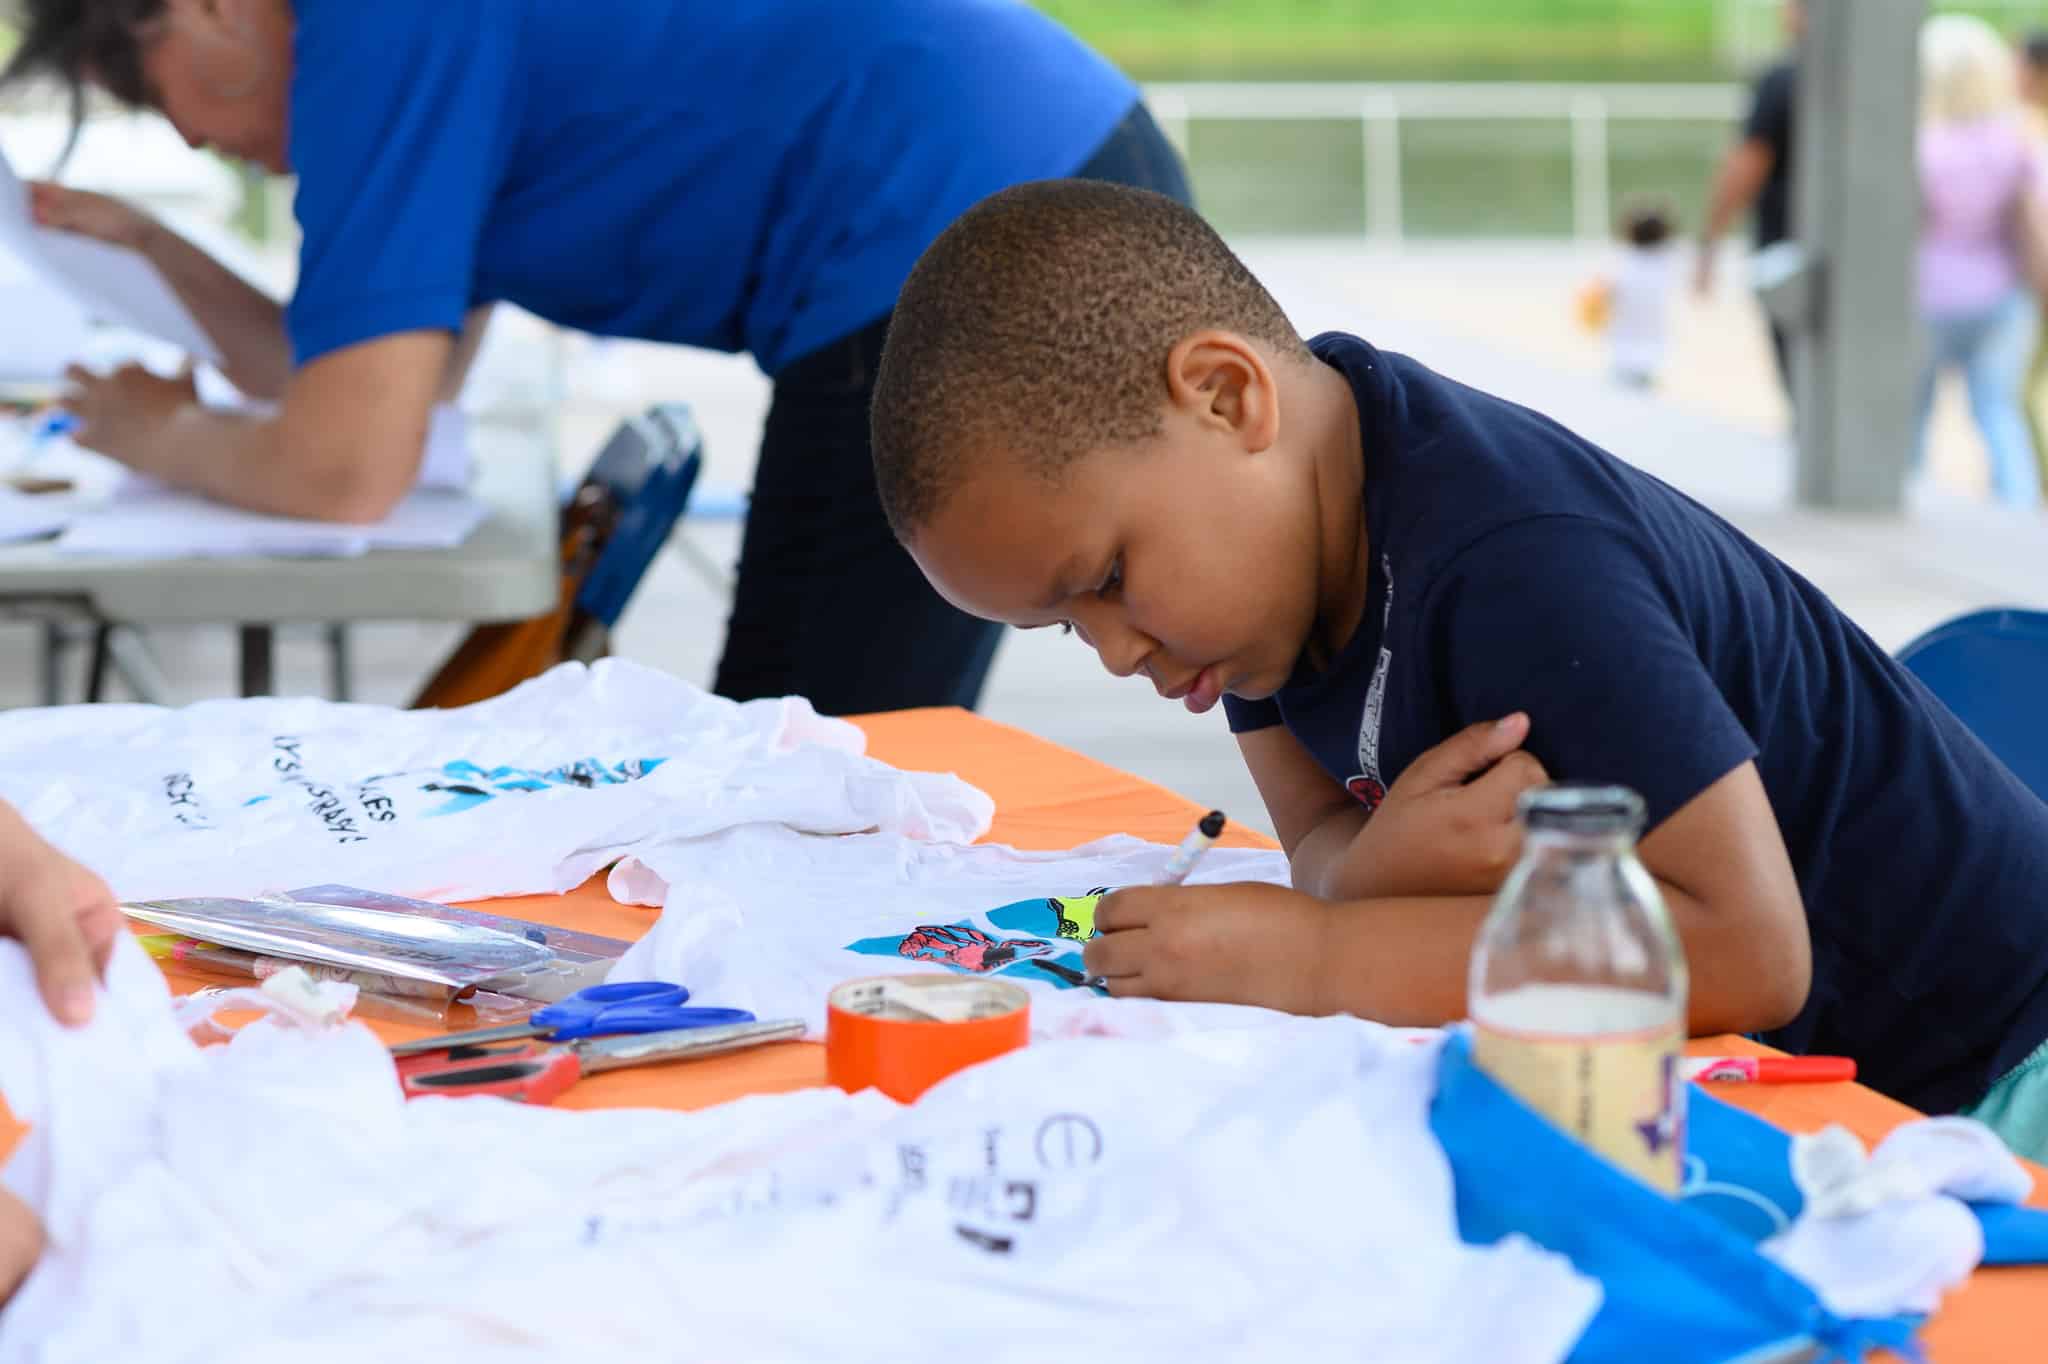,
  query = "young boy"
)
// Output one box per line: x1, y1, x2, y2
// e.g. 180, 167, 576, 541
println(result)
869, 179, 2048, 1154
